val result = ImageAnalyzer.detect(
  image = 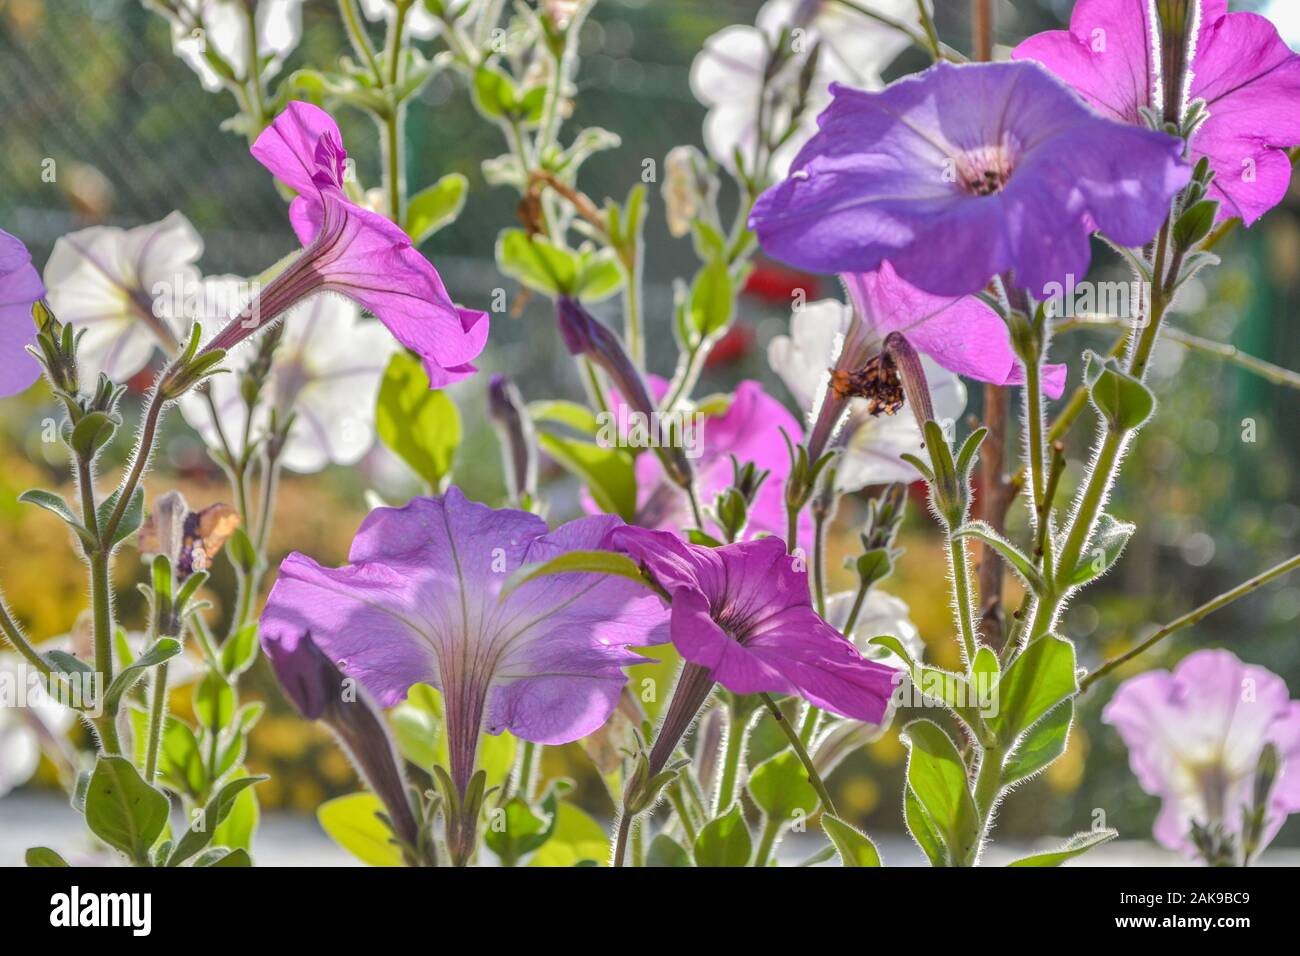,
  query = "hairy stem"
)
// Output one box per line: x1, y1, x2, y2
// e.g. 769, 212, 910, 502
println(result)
1080, 552, 1300, 692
